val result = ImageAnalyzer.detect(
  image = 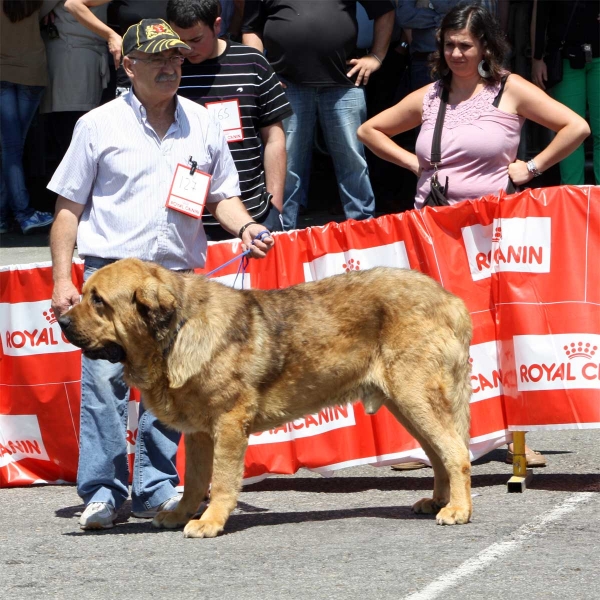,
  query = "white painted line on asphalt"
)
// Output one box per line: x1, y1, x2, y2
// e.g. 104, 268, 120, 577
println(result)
403, 489, 598, 600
